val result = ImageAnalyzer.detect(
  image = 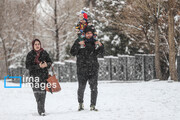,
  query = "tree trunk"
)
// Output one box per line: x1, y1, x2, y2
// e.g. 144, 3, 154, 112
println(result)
154, 20, 163, 80
54, 0, 59, 61
168, 0, 177, 81
0, 0, 8, 75
1, 39, 9, 75
85, 0, 96, 7
85, 0, 90, 7
32, 0, 35, 40
91, 0, 96, 7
